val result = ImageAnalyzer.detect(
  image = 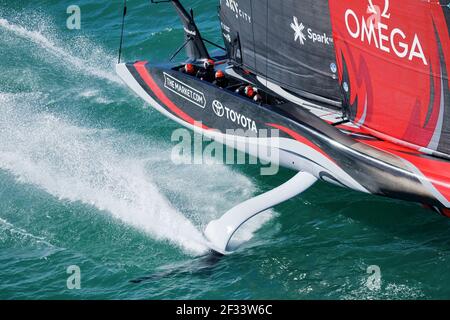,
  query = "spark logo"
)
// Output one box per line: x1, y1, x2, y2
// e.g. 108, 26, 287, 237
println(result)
291, 16, 306, 45
291, 16, 333, 46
